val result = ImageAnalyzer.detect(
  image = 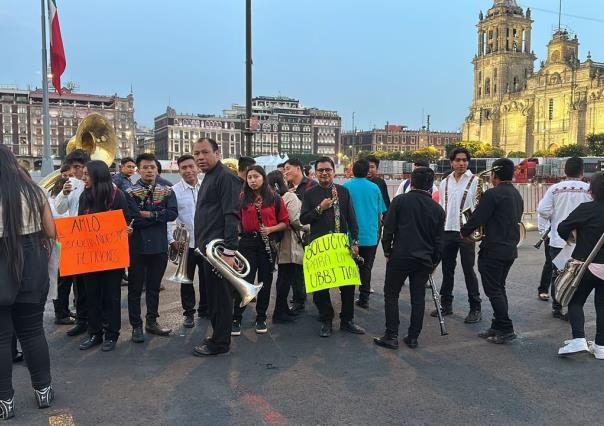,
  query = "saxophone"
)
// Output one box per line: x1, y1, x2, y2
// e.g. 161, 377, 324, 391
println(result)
460, 166, 501, 242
